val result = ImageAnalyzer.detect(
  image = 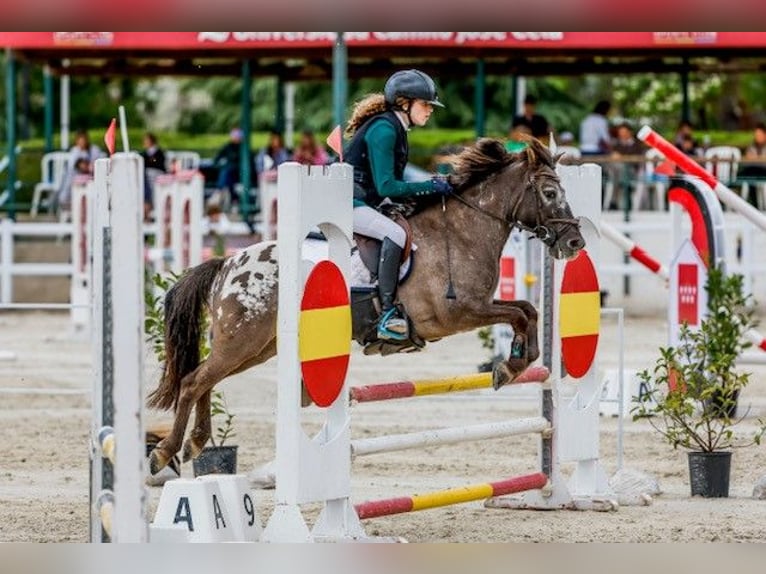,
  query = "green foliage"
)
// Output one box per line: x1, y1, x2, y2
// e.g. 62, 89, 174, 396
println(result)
210, 389, 236, 447
477, 326, 495, 351
144, 270, 234, 447
632, 266, 765, 452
